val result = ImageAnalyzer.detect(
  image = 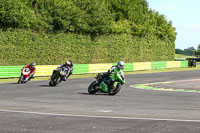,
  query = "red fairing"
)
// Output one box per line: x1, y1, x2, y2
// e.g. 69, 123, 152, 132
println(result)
24, 73, 29, 78
25, 65, 36, 73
